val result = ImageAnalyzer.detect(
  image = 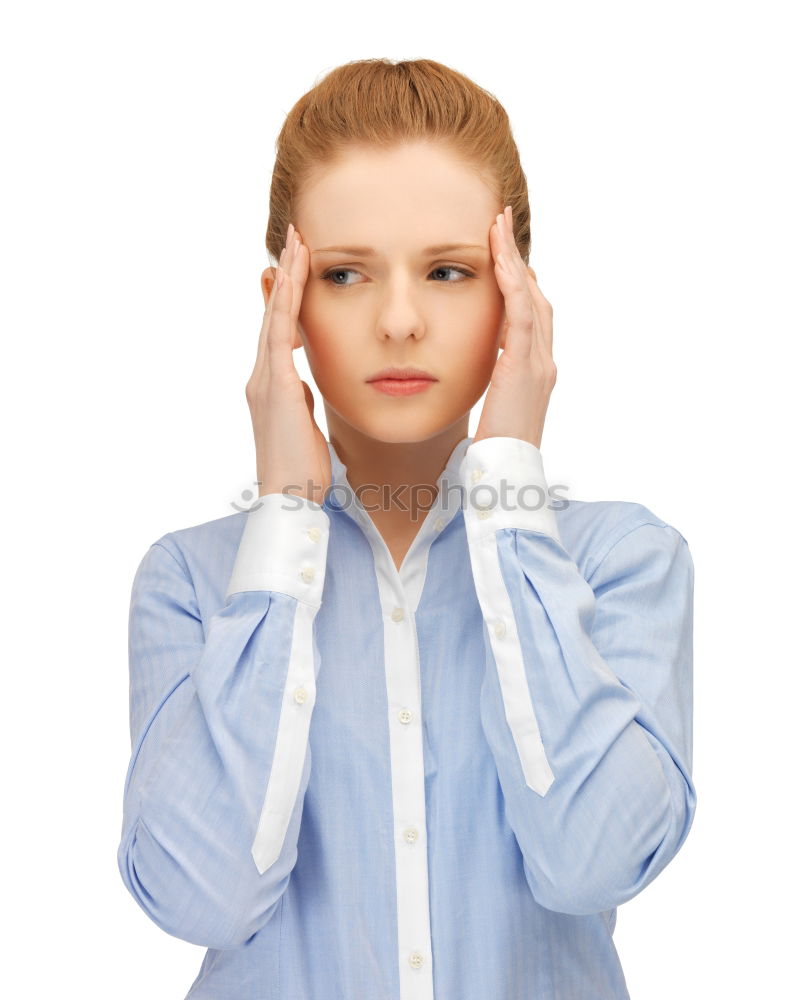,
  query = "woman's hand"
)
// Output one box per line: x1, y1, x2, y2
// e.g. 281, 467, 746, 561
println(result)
472, 206, 557, 450
246, 223, 332, 503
